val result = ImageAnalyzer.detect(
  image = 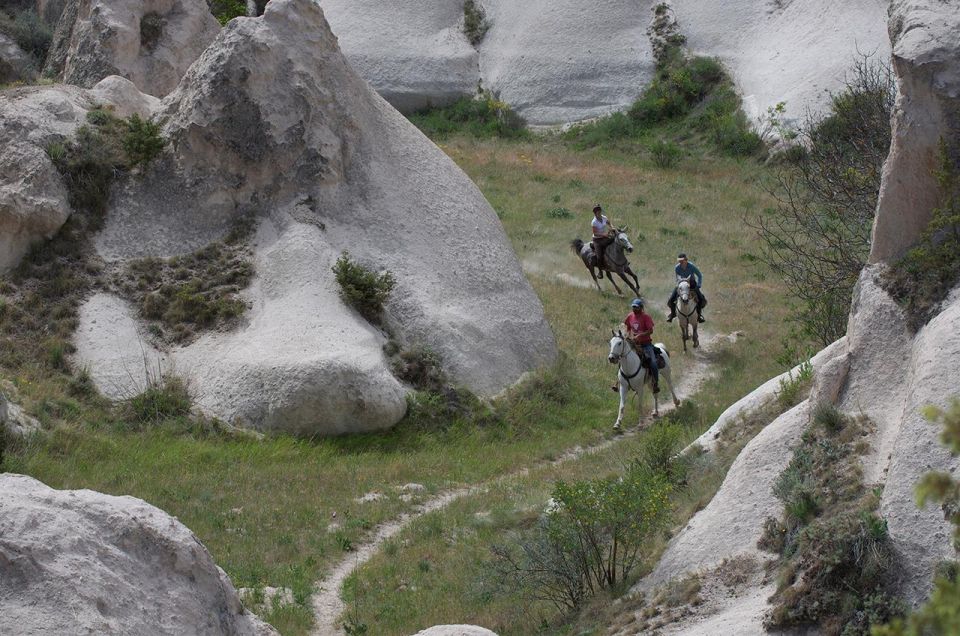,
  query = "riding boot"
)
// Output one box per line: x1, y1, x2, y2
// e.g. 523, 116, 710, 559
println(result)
697, 313, 706, 323
667, 302, 677, 322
